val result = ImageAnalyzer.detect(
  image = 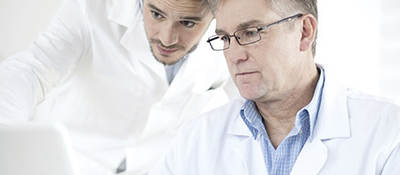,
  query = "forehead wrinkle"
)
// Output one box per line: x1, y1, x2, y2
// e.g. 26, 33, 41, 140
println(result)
215, 19, 264, 35
237, 20, 264, 30
214, 0, 281, 33
151, 0, 208, 18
